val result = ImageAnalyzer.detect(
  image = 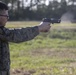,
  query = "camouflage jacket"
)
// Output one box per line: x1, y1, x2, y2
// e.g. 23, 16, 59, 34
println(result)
0, 26, 39, 71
